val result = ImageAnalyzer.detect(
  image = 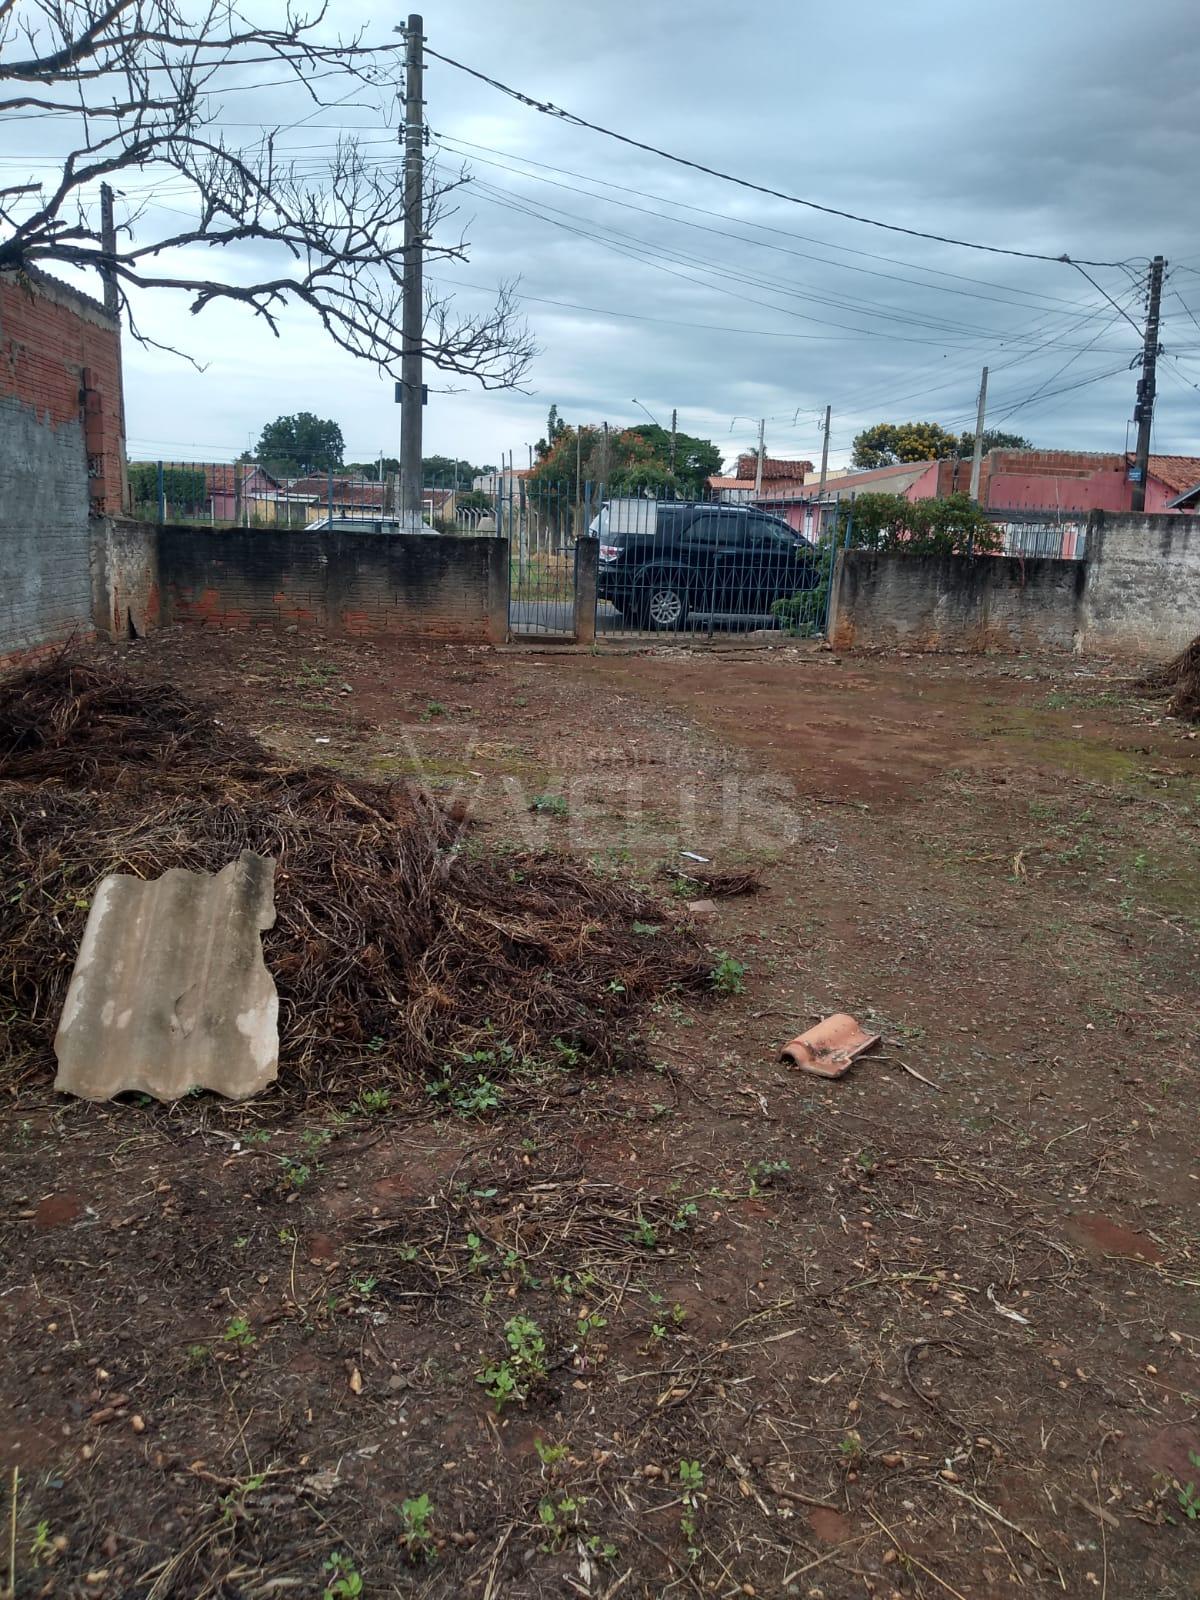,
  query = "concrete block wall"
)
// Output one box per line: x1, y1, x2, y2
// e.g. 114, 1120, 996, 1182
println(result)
0, 268, 127, 668
92, 517, 161, 640
156, 525, 510, 643
827, 514, 1199, 660
828, 549, 1086, 653
0, 393, 96, 669
1082, 513, 1200, 658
